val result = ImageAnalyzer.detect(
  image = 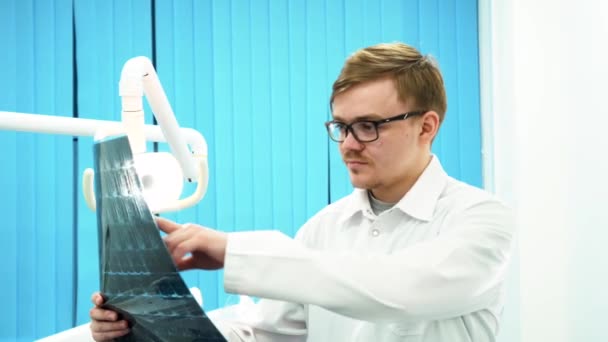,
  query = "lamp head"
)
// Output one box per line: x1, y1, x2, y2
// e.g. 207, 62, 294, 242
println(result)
133, 152, 184, 213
